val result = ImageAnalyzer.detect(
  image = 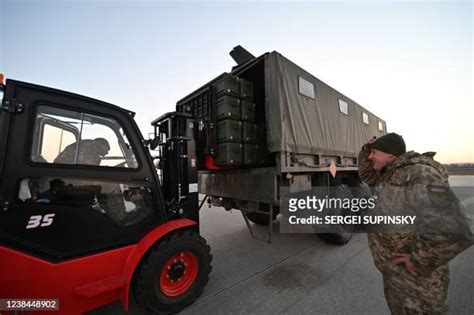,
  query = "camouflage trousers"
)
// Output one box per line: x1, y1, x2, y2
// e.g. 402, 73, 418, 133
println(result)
382, 265, 450, 315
